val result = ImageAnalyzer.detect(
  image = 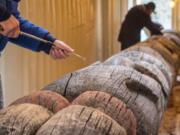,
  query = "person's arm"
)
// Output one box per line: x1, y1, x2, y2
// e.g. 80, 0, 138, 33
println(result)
0, 4, 20, 38
10, 16, 74, 58
8, 1, 73, 58
144, 15, 162, 35
9, 16, 56, 54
